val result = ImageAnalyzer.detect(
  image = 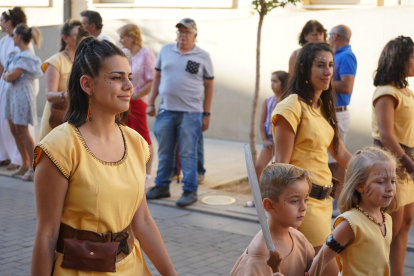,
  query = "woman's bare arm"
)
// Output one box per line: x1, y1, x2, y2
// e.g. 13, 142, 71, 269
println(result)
273, 115, 295, 163
132, 81, 153, 101
328, 138, 352, 169
374, 95, 405, 158
308, 220, 354, 276
31, 154, 68, 276
260, 99, 271, 145
3, 68, 24, 82
131, 196, 177, 276
44, 65, 66, 103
